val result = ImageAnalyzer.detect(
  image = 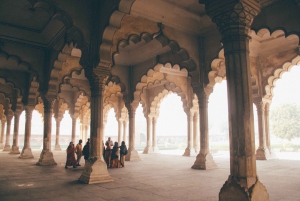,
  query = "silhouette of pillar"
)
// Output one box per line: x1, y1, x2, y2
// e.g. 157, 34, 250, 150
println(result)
78, 78, 113, 184
143, 116, 152, 154
254, 100, 270, 160
20, 106, 34, 158
122, 120, 127, 144
193, 113, 200, 154
264, 103, 276, 158
125, 106, 141, 161
118, 119, 123, 144
36, 98, 57, 166
202, 1, 269, 200
10, 111, 22, 154
71, 117, 76, 143
0, 119, 6, 149
152, 117, 159, 153
183, 113, 193, 156
54, 118, 62, 151
192, 91, 217, 169
3, 112, 13, 151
